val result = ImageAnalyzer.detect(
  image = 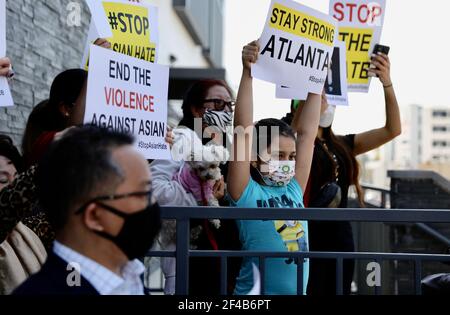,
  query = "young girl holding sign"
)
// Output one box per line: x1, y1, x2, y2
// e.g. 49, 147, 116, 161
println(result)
227, 41, 322, 295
